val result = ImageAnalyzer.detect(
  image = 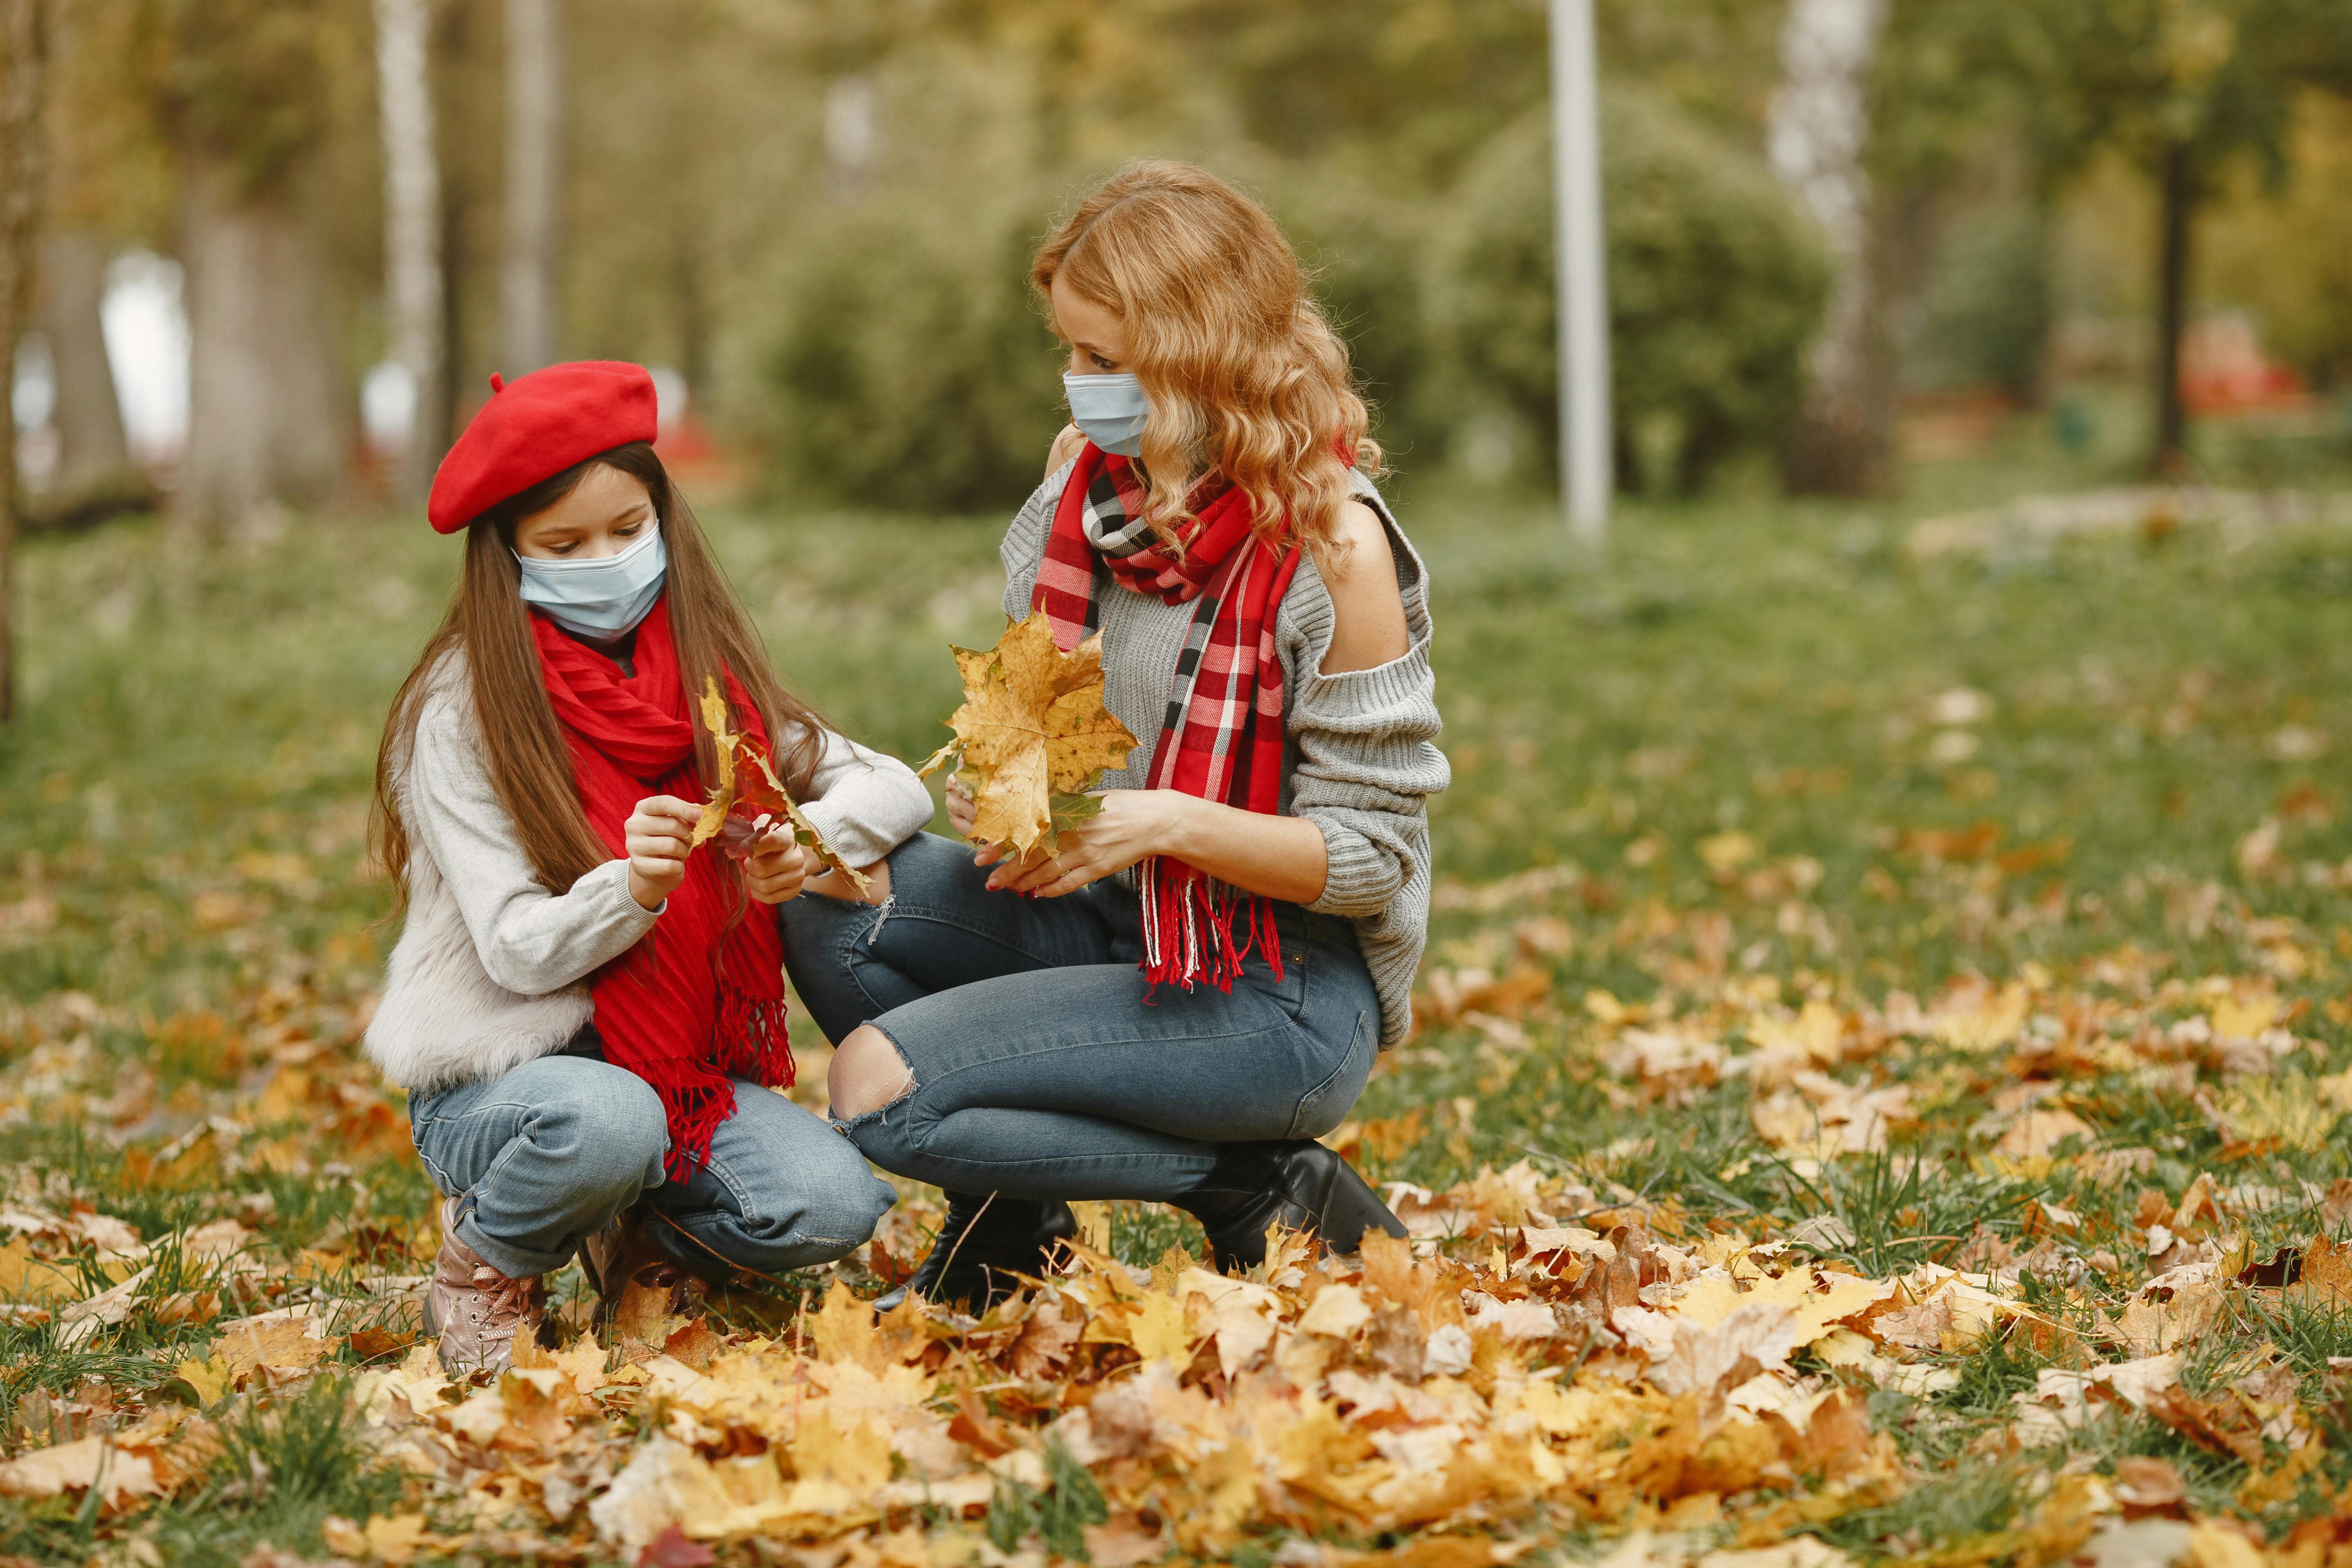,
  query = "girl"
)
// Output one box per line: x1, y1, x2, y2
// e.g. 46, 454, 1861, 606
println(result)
367, 361, 925, 1372
785, 163, 1447, 1307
